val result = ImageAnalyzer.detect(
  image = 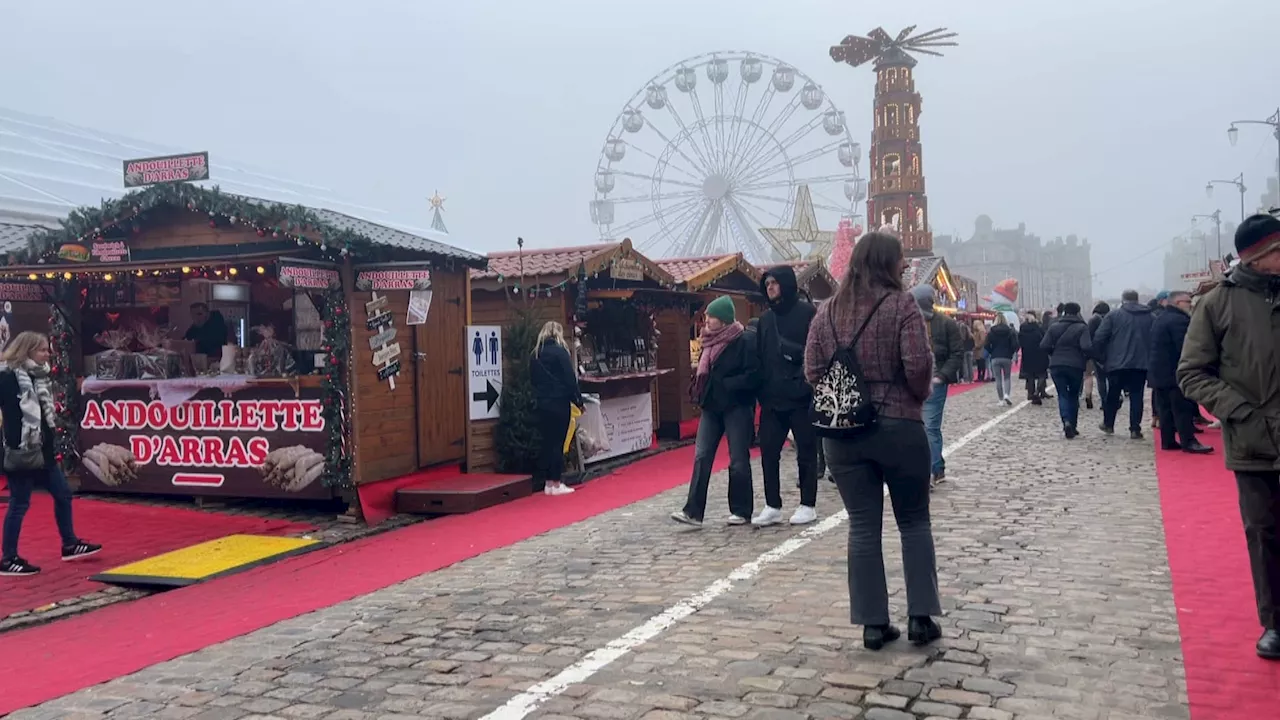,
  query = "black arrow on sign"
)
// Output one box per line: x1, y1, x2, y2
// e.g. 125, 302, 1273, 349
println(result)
472, 380, 500, 411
